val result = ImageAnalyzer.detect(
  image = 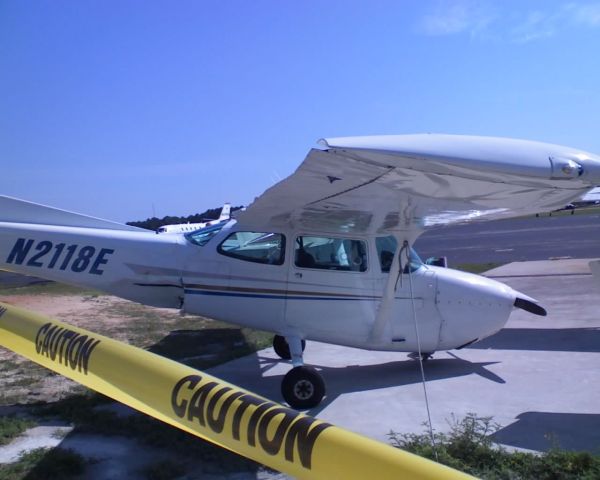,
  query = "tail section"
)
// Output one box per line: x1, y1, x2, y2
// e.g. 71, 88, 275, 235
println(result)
0, 196, 185, 308
0, 195, 144, 232
218, 203, 231, 221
